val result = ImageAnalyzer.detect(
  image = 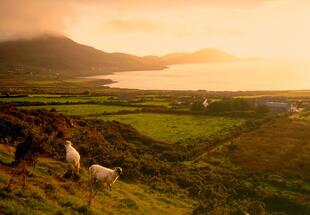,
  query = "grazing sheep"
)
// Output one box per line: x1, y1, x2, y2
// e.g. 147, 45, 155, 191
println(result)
64, 140, 80, 176
88, 164, 122, 204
